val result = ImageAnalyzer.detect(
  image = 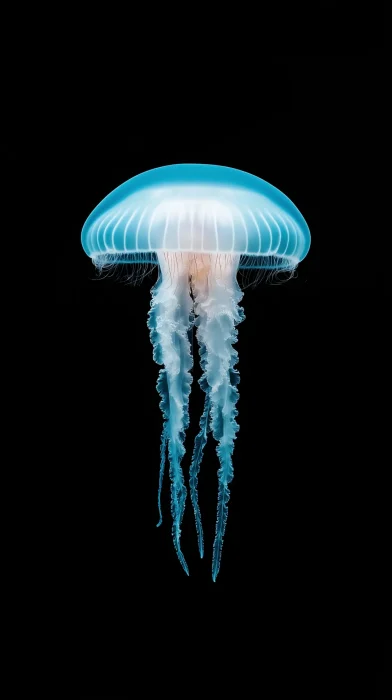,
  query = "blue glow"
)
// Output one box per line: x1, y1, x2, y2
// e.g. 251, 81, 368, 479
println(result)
81, 164, 311, 580
81, 164, 310, 270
